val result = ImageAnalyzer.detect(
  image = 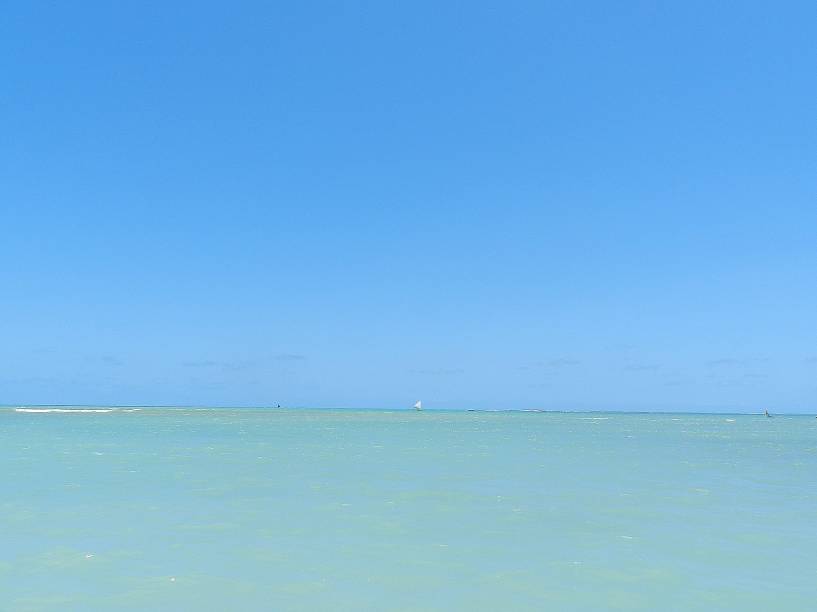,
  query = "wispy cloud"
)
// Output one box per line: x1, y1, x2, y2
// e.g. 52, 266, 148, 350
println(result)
624, 363, 661, 372
546, 358, 581, 368
706, 357, 769, 368
85, 354, 124, 366
604, 343, 635, 351
706, 358, 741, 367
0, 375, 61, 385
411, 368, 464, 376
275, 353, 306, 361
182, 360, 221, 368
182, 354, 307, 372
529, 382, 551, 389
182, 359, 259, 372
519, 358, 580, 371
